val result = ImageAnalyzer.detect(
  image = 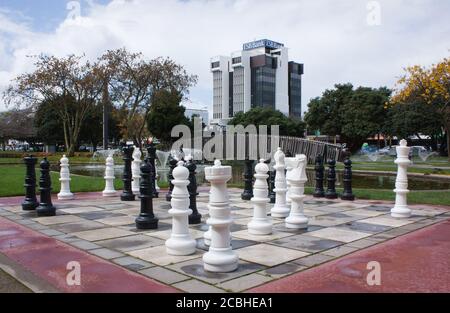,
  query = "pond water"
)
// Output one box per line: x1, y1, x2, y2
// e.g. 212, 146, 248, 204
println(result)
60, 163, 450, 191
